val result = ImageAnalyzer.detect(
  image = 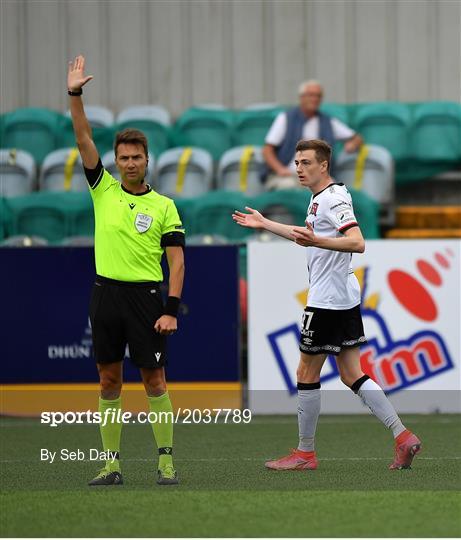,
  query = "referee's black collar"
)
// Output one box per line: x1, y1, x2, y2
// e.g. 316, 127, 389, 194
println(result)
312, 182, 344, 199
121, 183, 152, 196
